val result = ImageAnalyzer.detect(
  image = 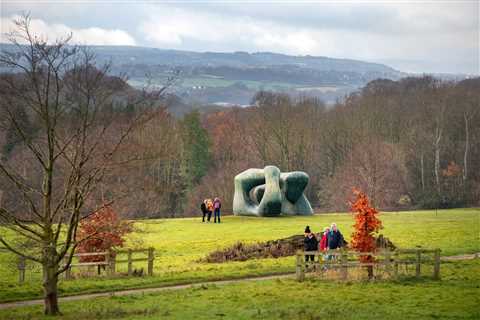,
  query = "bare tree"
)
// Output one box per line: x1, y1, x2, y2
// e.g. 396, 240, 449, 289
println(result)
430, 83, 455, 197
324, 139, 408, 211
458, 81, 479, 186
0, 15, 163, 315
